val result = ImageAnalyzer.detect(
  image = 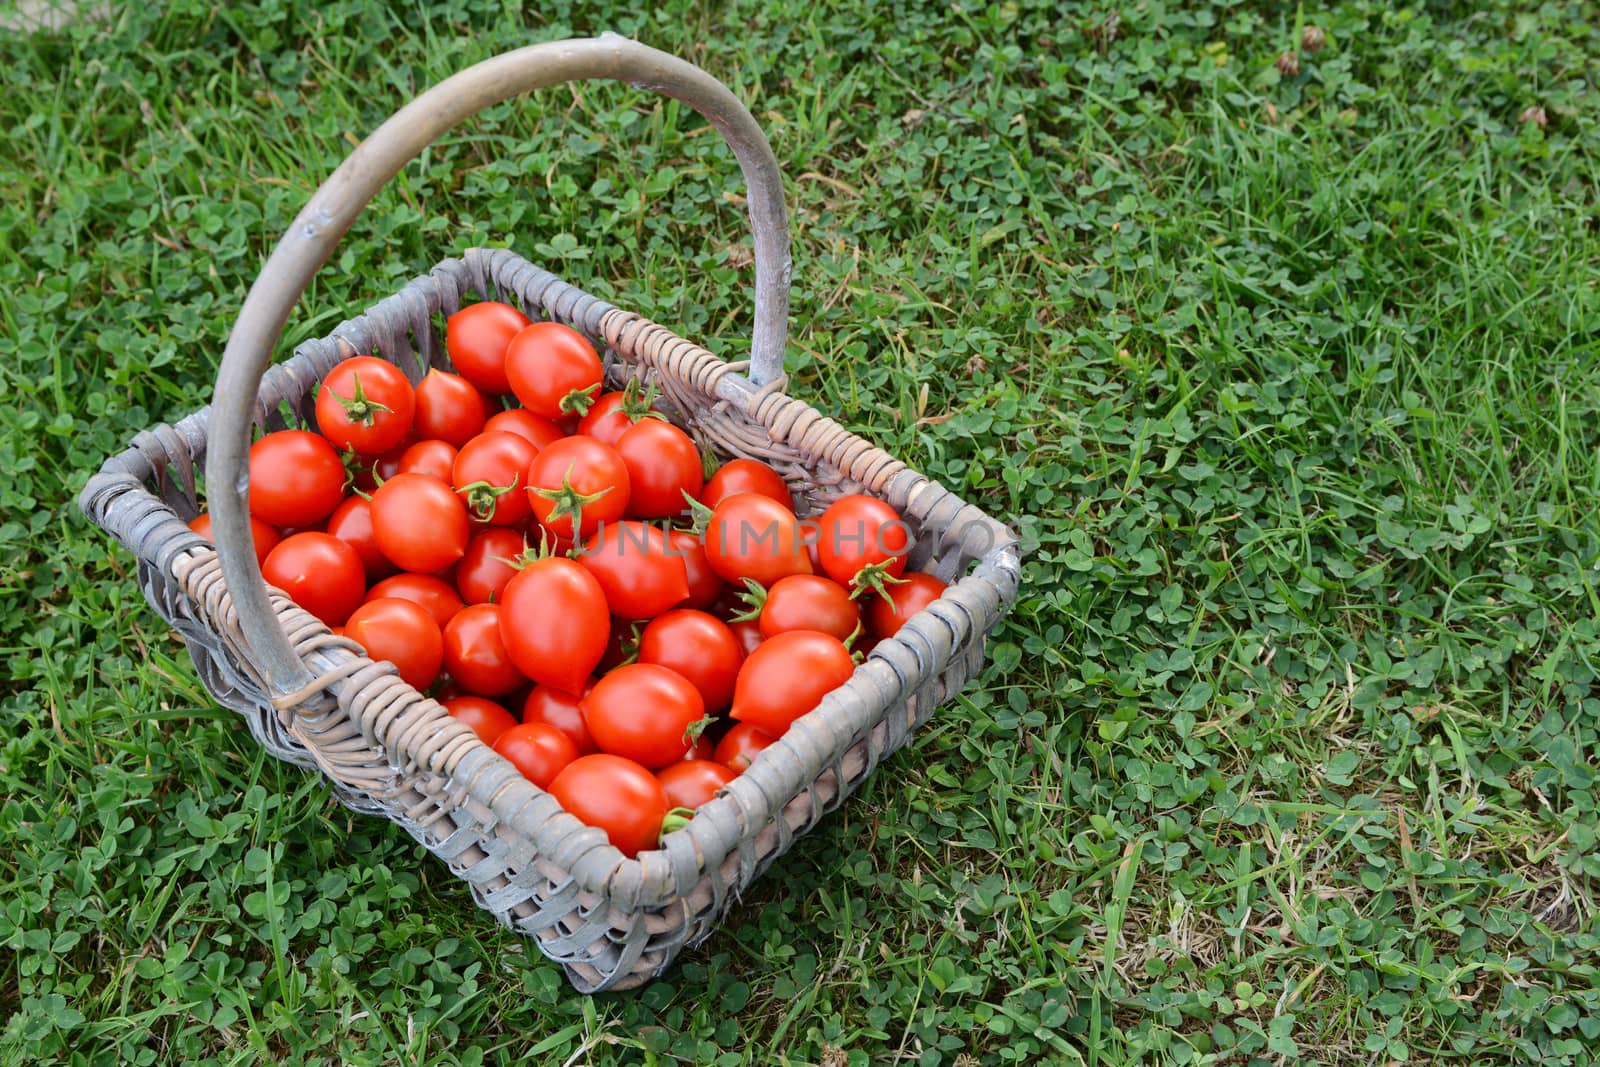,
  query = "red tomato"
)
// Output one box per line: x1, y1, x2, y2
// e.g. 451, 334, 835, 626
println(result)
522, 683, 598, 755
314, 356, 415, 455
730, 630, 855, 736
614, 420, 704, 519
444, 695, 519, 746
637, 610, 743, 712
499, 557, 610, 693
700, 458, 793, 511
364, 573, 465, 629
759, 574, 860, 642
866, 572, 948, 639
580, 663, 705, 768
547, 754, 670, 858
816, 494, 911, 589
451, 431, 536, 526
656, 760, 736, 810
395, 439, 459, 481
248, 430, 347, 528
324, 495, 398, 582
505, 321, 604, 419
344, 597, 444, 690
446, 300, 530, 395
703, 493, 812, 586
493, 722, 579, 789
188, 511, 281, 567
370, 472, 471, 573
578, 380, 659, 447
525, 436, 630, 541
598, 618, 641, 674
456, 527, 526, 604
668, 529, 723, 609
578, 521, 689, 620
714, 721, 776, 772
413, 369, 488, 447
441, 603, 527, 697
483, 408, 565, 452
356, 433, 417, 492
685, 733, 716, 761
728, 618, 764, 658
261, 532, 366, 626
